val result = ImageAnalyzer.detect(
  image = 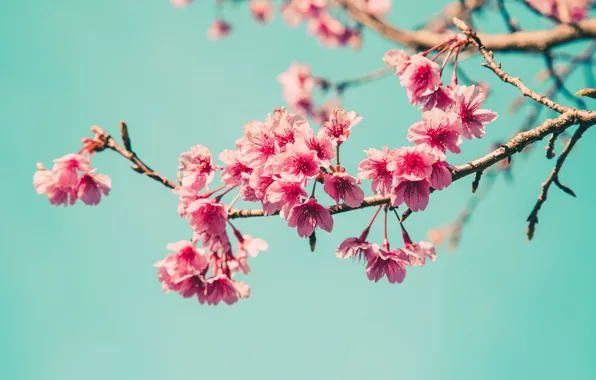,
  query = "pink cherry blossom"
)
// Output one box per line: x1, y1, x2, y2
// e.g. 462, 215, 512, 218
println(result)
319, 108, 362, 145
186, 198, 228, 236
451, 85, 498, 139
156, 241, 209, 282
365, 244, 408, 284
429, 161, 452, 190
203, 275, 250, 305
52, 153, 91, 189
171, 0, 193, 7
179, 145, 219, 192
399, 54, 441, 101
219, 150, 253, 187
525, 0, 592, 22
303, 131, 335, 165
293, 0, 328, 19
358, 146, 396, 196
33, 164, 74, 206
227, 249, 251, 275
265, 180, 307, 217
237, 235, 269, 257
403, 241, 436, 267
336, 236, 370, 260
199, 230, 232, 252
281, 3, 304, 27
208, 20, 232, 40
241, 120, 279, 166
352, 0, 392, 18
248, 163, 276, 199
173, 186, 202, 217
287, 197, 334, 237
323, 172, 364, 208
275, 142, 320, 181
383, 49, 411, 76
407, 108, 462, 157
278, 63, 314, 112
249, 0, 274, 23
307, 12, 345, 48
416, 85, 455, 111
390, 180, 431, 212
389, 145, 436, 181
76, 171, 111, 205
